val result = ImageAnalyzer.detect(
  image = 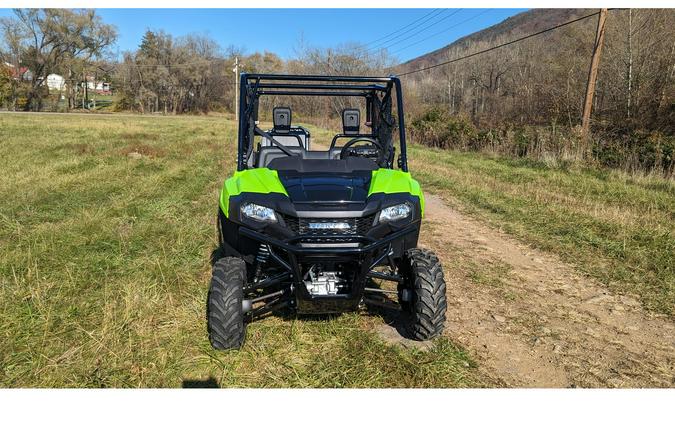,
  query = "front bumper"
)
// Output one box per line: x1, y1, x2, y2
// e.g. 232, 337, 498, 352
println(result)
239, 224, 418, 313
